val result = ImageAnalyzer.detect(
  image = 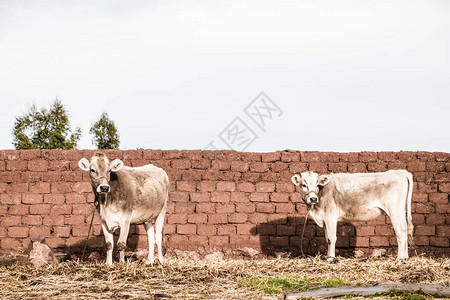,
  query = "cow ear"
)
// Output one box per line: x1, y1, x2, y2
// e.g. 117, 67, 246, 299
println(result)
78, 158, 90, 172
318, 174, 330, 186
110, 159, 124, 172
291, 174, 301, 186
